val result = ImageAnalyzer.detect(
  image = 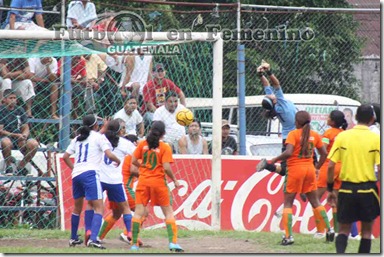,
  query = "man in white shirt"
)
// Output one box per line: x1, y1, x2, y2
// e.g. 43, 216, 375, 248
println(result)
119, 51, 153, 99
153, 91, 186, 153
113, 96, 144, 138
28, 57, 59, 119
66, 0, 97, 29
